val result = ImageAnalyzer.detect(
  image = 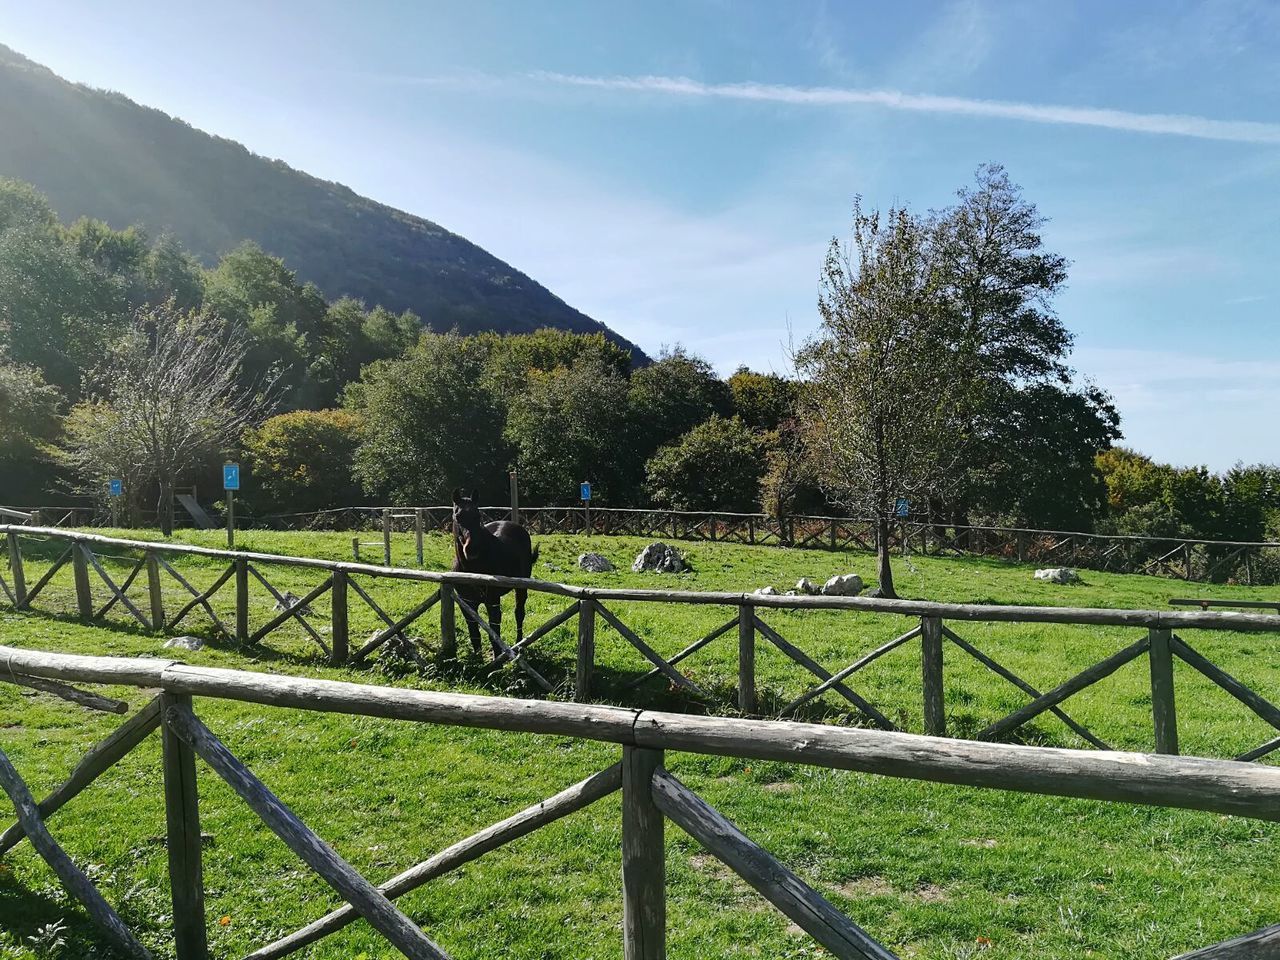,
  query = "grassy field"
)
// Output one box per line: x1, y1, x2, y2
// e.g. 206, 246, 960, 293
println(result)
1, 529, 1278, 959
